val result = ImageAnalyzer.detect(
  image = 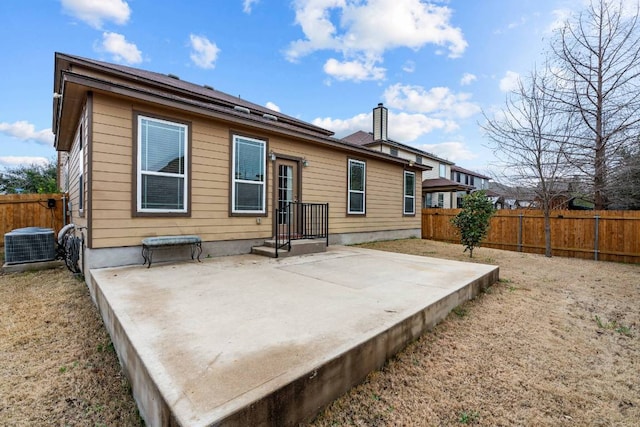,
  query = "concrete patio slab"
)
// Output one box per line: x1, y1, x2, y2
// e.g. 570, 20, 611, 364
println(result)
88, 246, 498, 426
